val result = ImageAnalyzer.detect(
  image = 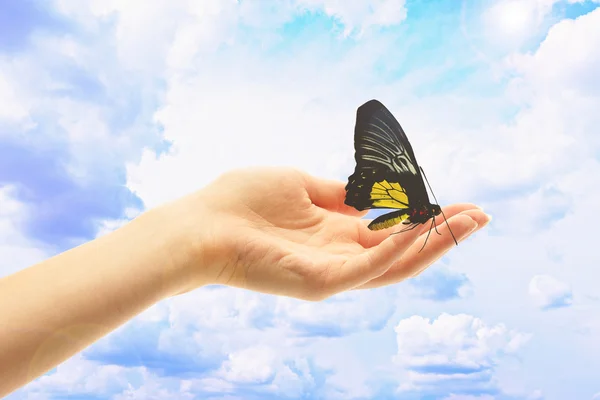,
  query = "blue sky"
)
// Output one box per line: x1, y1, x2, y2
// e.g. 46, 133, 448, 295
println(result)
2, 0, 600, 399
